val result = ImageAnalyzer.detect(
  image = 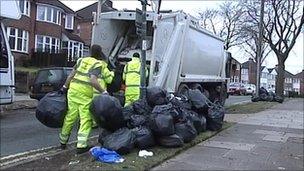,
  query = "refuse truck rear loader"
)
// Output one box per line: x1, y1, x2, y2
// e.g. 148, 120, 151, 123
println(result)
91, 10, 229, 104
